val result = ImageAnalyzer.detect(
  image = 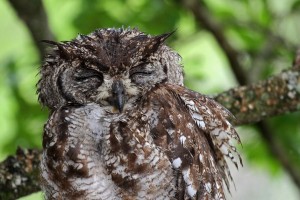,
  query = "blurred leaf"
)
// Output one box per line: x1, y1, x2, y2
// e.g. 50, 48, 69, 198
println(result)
239, 126, 282, 175
291, 0, 300, 13
270, 113, 300, 167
